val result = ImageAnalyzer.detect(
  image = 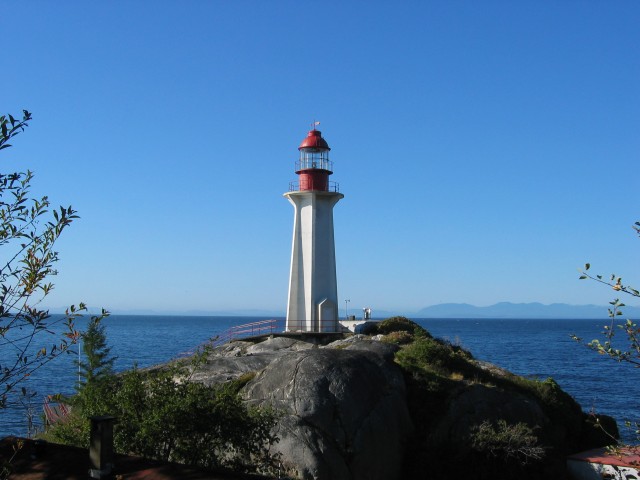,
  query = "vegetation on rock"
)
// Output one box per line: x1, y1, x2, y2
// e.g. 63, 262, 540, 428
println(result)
469, 420, 545, 478
376, 316, 614, 479
373, 315, 431, 337
45, 348, 280, 475
380, 330, 413, 345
